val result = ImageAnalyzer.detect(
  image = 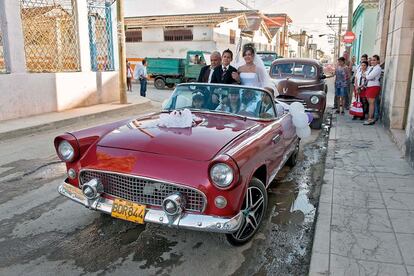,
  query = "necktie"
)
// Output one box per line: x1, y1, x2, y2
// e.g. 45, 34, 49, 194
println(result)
222, 67, 227, 80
